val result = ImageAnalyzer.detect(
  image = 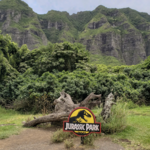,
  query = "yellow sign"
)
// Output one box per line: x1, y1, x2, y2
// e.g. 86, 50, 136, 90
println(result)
63, 107, 101, 137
